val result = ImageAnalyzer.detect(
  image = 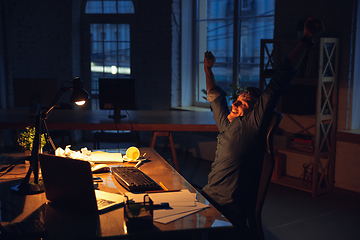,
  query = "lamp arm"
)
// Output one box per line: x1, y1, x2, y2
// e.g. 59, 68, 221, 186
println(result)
17, 104, 41, 190
44, 85, 72, 119
32, 109, 41, 184
41, 118, 57, 154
